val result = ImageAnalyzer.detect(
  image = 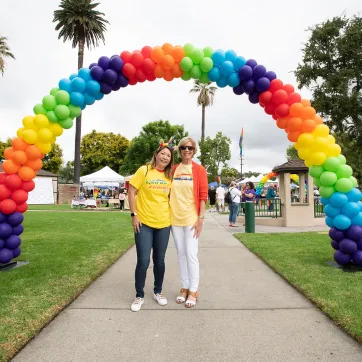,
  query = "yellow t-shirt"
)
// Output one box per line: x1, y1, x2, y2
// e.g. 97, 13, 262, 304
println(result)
130, 165, 171, 228
170, 164, 198, 226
